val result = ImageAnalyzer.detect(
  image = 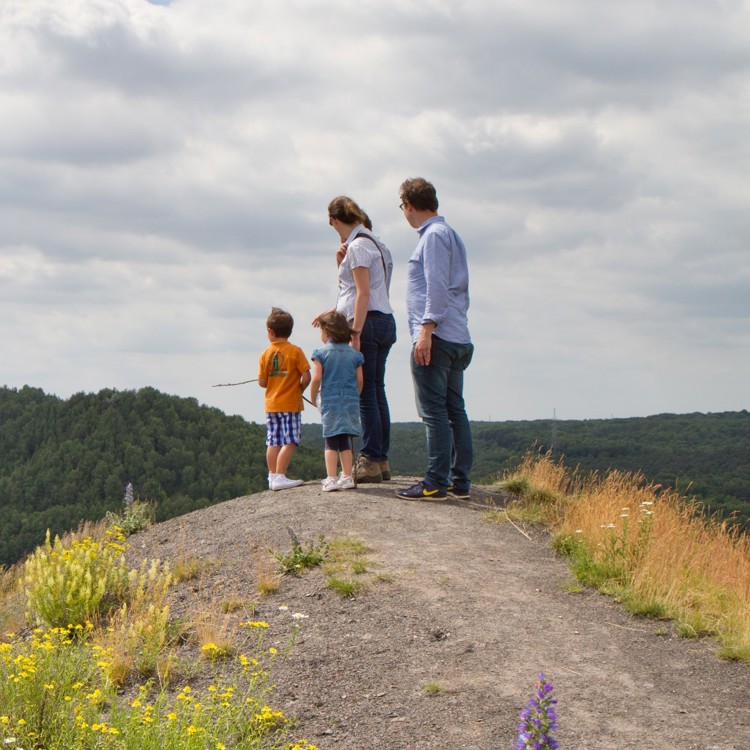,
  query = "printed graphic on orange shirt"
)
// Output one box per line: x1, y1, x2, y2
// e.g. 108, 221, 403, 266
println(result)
269, 352, 288, 377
